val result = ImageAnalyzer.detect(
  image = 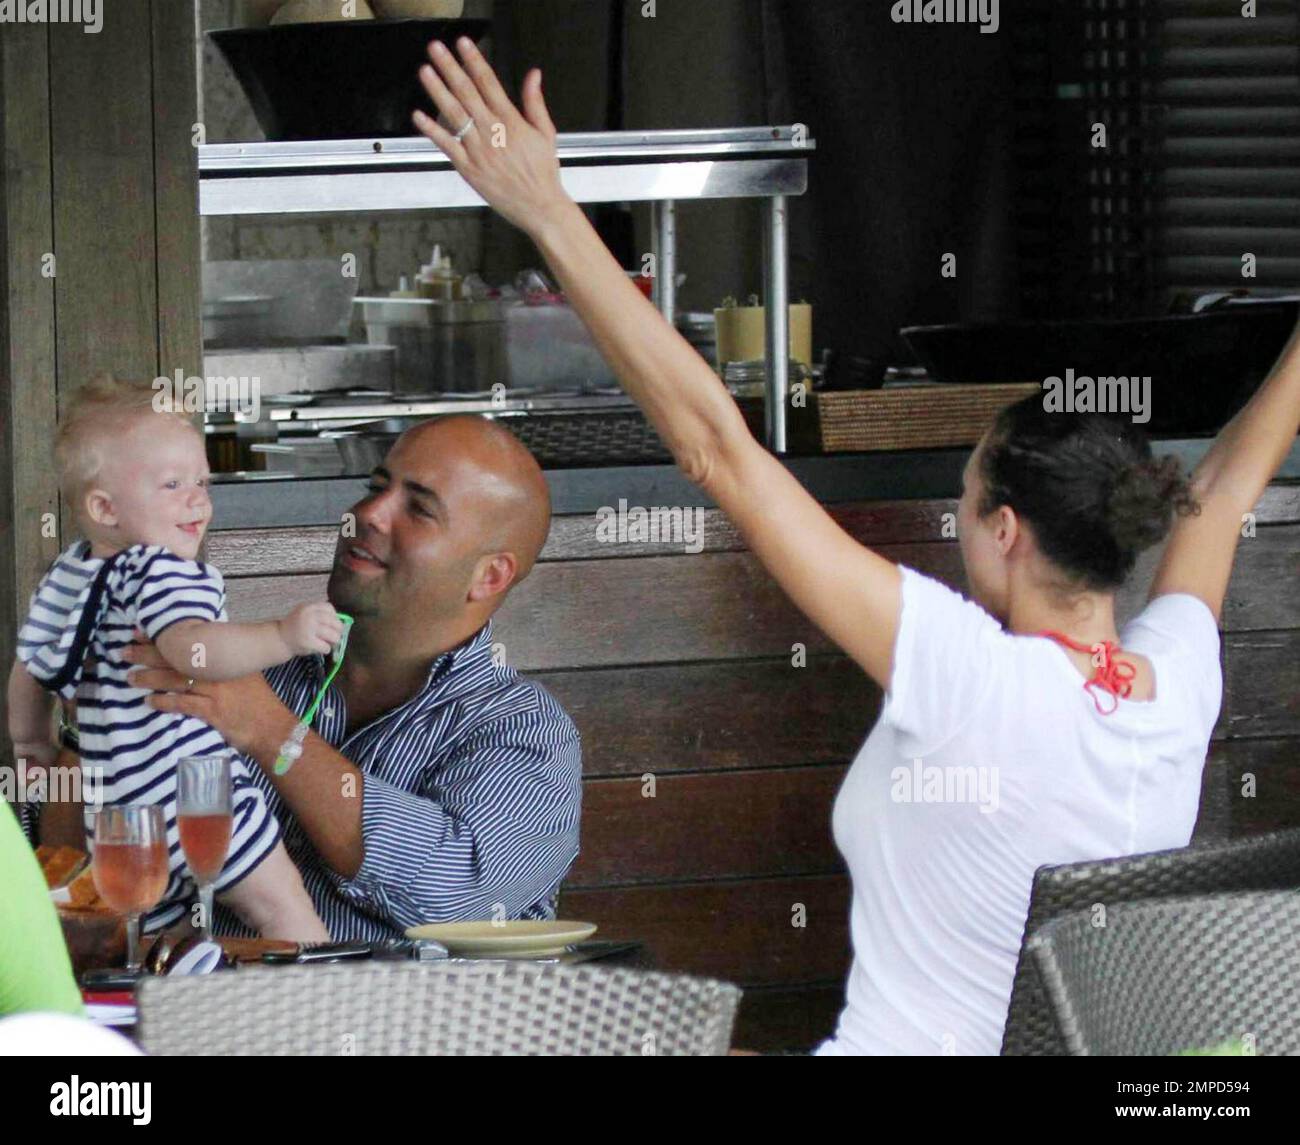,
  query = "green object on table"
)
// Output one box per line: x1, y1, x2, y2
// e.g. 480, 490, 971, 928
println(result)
273, 611, 353, 776
0, 802, 84, 1017
1175, 1038, 1247, 1056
